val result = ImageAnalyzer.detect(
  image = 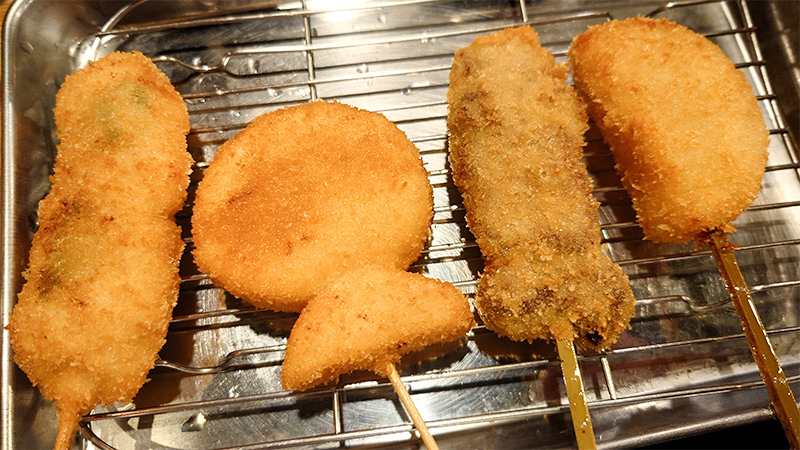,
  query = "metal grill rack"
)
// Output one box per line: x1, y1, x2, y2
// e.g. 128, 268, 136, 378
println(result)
3, 0, 799, 449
